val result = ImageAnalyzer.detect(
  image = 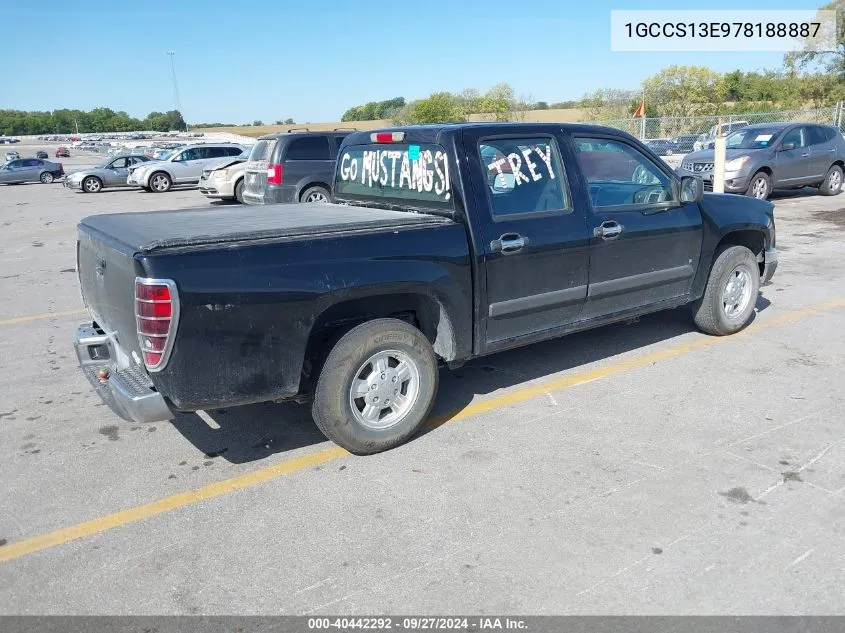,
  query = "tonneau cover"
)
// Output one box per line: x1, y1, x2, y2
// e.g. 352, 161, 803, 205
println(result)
79, 202, 450, 253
